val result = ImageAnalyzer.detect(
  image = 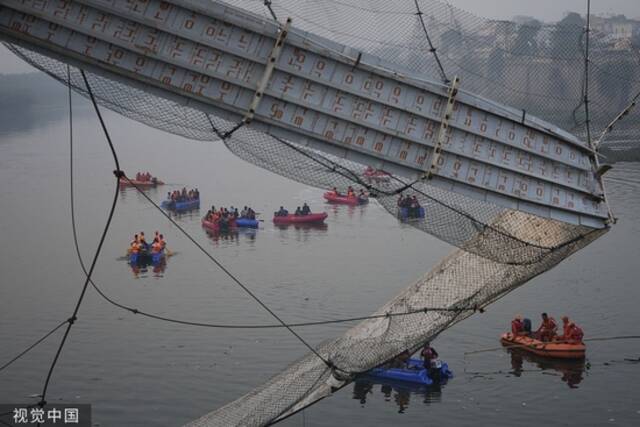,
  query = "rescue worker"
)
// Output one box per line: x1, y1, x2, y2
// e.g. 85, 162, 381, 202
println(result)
151, 237, 162, 254
347, 186, 355, 198
511, 315, 524, 335
535, 312, 557, 342
420, 342, 439, 368
421, 341, 440, 380
130, 239, 141, 254
566, 322, 584, 343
